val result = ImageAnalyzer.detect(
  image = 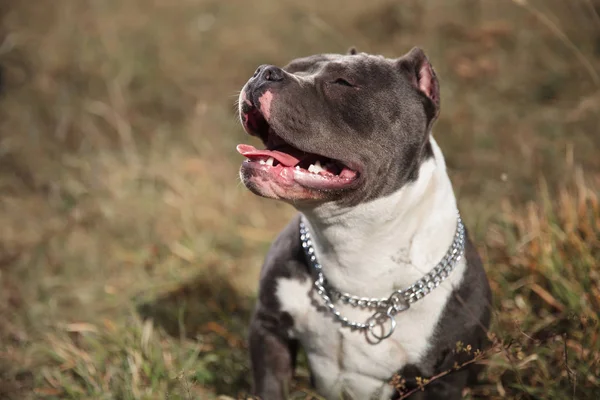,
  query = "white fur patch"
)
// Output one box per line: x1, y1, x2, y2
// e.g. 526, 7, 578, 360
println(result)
276, 137, 467, 399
